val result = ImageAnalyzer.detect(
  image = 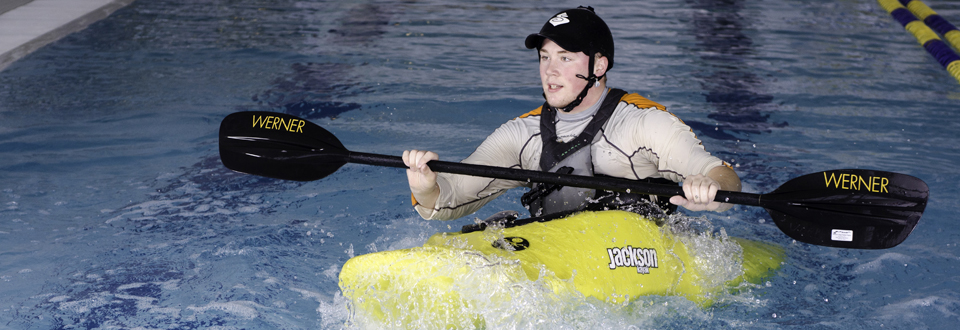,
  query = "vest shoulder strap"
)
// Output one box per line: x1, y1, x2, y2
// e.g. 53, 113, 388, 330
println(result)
518, 91, 664, 119
538, 88, 629, 171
